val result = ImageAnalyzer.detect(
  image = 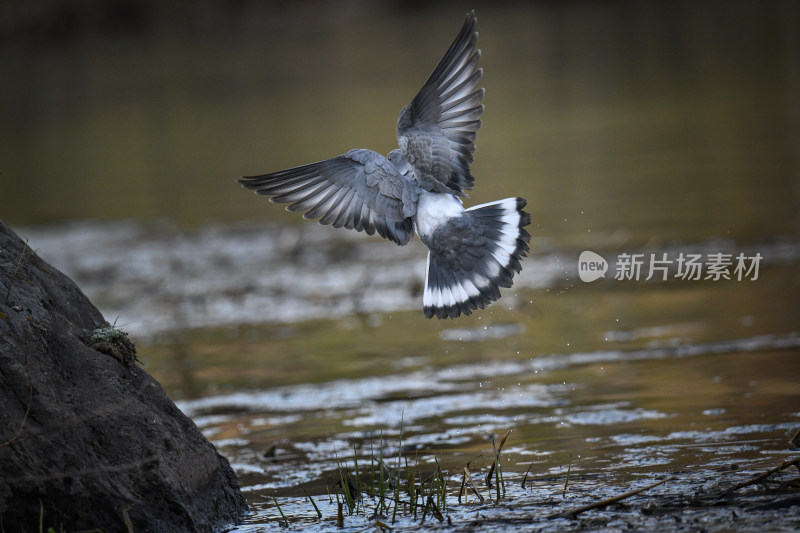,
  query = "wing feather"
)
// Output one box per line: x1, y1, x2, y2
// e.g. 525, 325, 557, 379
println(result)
239, 149, 417, 245
397, 11, 484, 196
